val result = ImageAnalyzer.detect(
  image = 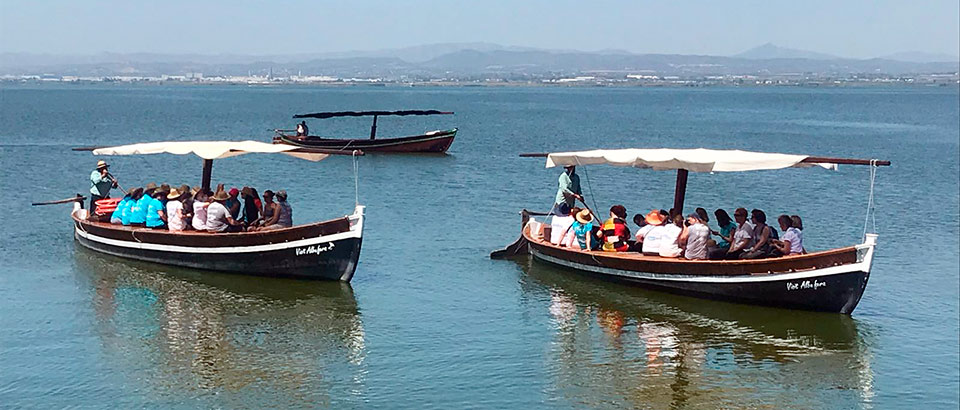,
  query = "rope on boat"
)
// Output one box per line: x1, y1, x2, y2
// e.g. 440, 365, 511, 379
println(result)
352, 150, 361, 206
862, 159, 879, 240
575, 156, 601, 214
